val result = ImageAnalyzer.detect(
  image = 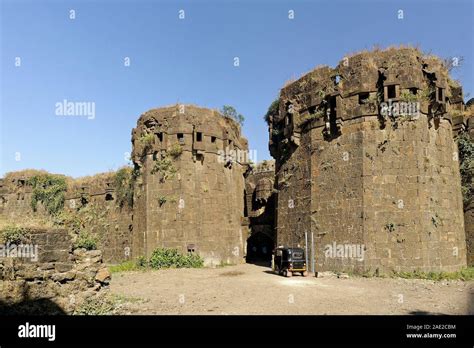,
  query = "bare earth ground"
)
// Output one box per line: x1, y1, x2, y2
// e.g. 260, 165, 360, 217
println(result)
109, 263, 474, 315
